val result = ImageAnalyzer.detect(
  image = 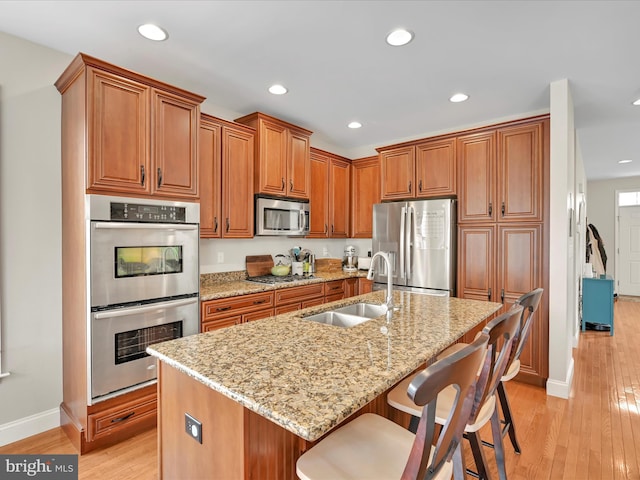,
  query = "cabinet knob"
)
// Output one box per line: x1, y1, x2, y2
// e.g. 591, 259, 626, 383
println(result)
214, 217, 218, 233
157, 167, 163, 188
488, 202, 493, 216
290, 179, 293, 191
488, 287, 492, 300
408, 180, 412, 193
418, 180, 423, 192
501, 288, 505, 303
281, 178, 285, 191
501, 202, 505, 217
226, 218, 230, 232
324, 224, 328, 234
140, 165, 145, 186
